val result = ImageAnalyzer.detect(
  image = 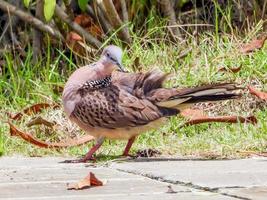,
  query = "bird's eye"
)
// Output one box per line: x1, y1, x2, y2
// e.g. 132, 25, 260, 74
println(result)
106, 52, 110, 58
